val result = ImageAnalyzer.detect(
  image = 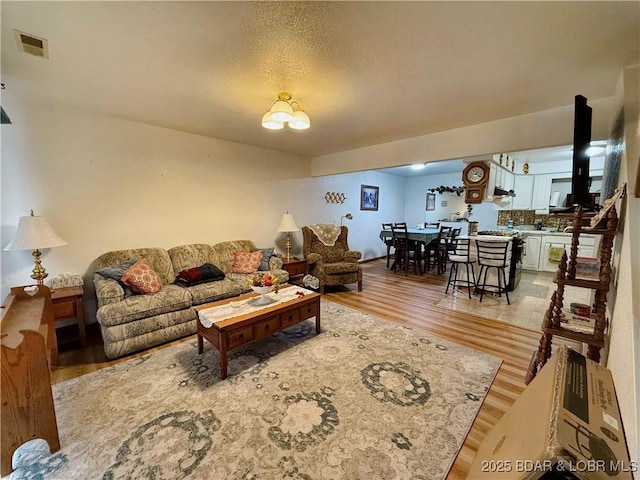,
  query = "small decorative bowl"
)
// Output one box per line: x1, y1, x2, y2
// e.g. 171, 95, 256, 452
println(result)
251, 285, 274, 295
570, 303, 591, 316
250, 285, 275, 305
